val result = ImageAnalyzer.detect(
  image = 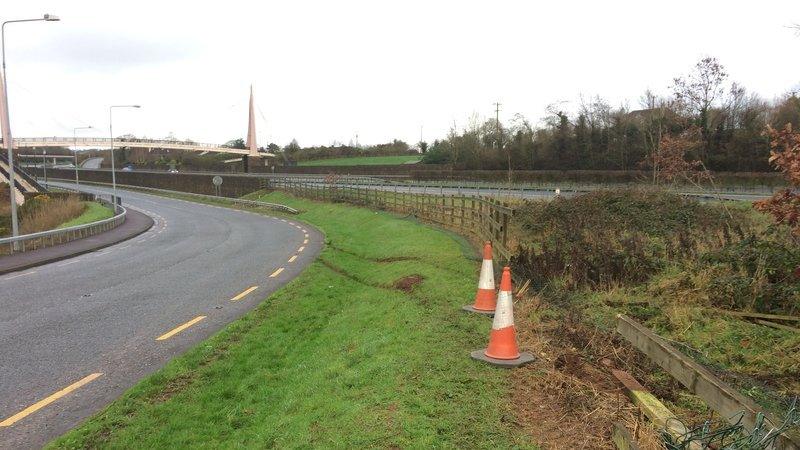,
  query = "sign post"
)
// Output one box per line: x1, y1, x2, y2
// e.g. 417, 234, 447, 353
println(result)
212, 175, 223, 197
